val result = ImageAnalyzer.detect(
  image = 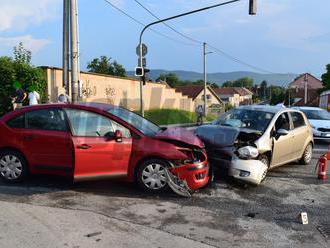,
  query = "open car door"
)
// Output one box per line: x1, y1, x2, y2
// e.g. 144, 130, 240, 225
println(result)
65, 108, 132, 181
